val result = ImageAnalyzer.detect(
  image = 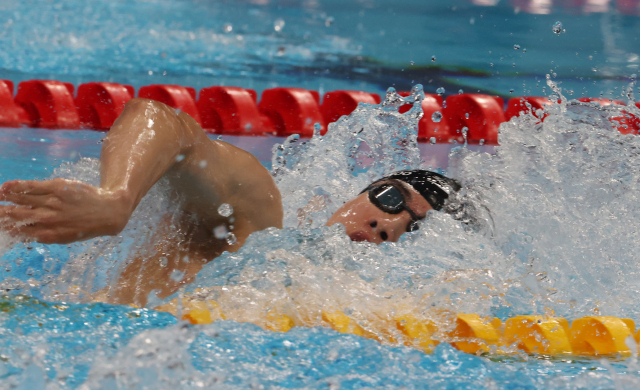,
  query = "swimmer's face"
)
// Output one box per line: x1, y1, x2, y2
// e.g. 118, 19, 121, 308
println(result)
326, 179, 433, 244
